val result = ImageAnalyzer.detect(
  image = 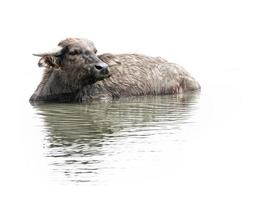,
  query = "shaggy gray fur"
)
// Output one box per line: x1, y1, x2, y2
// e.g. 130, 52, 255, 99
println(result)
30, 38, 200, 103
